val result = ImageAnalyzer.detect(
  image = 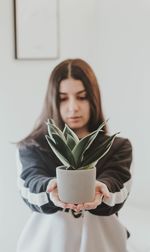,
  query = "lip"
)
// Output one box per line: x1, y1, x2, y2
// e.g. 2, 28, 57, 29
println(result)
68, 116, 81, 120
68, 116, 81, 119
